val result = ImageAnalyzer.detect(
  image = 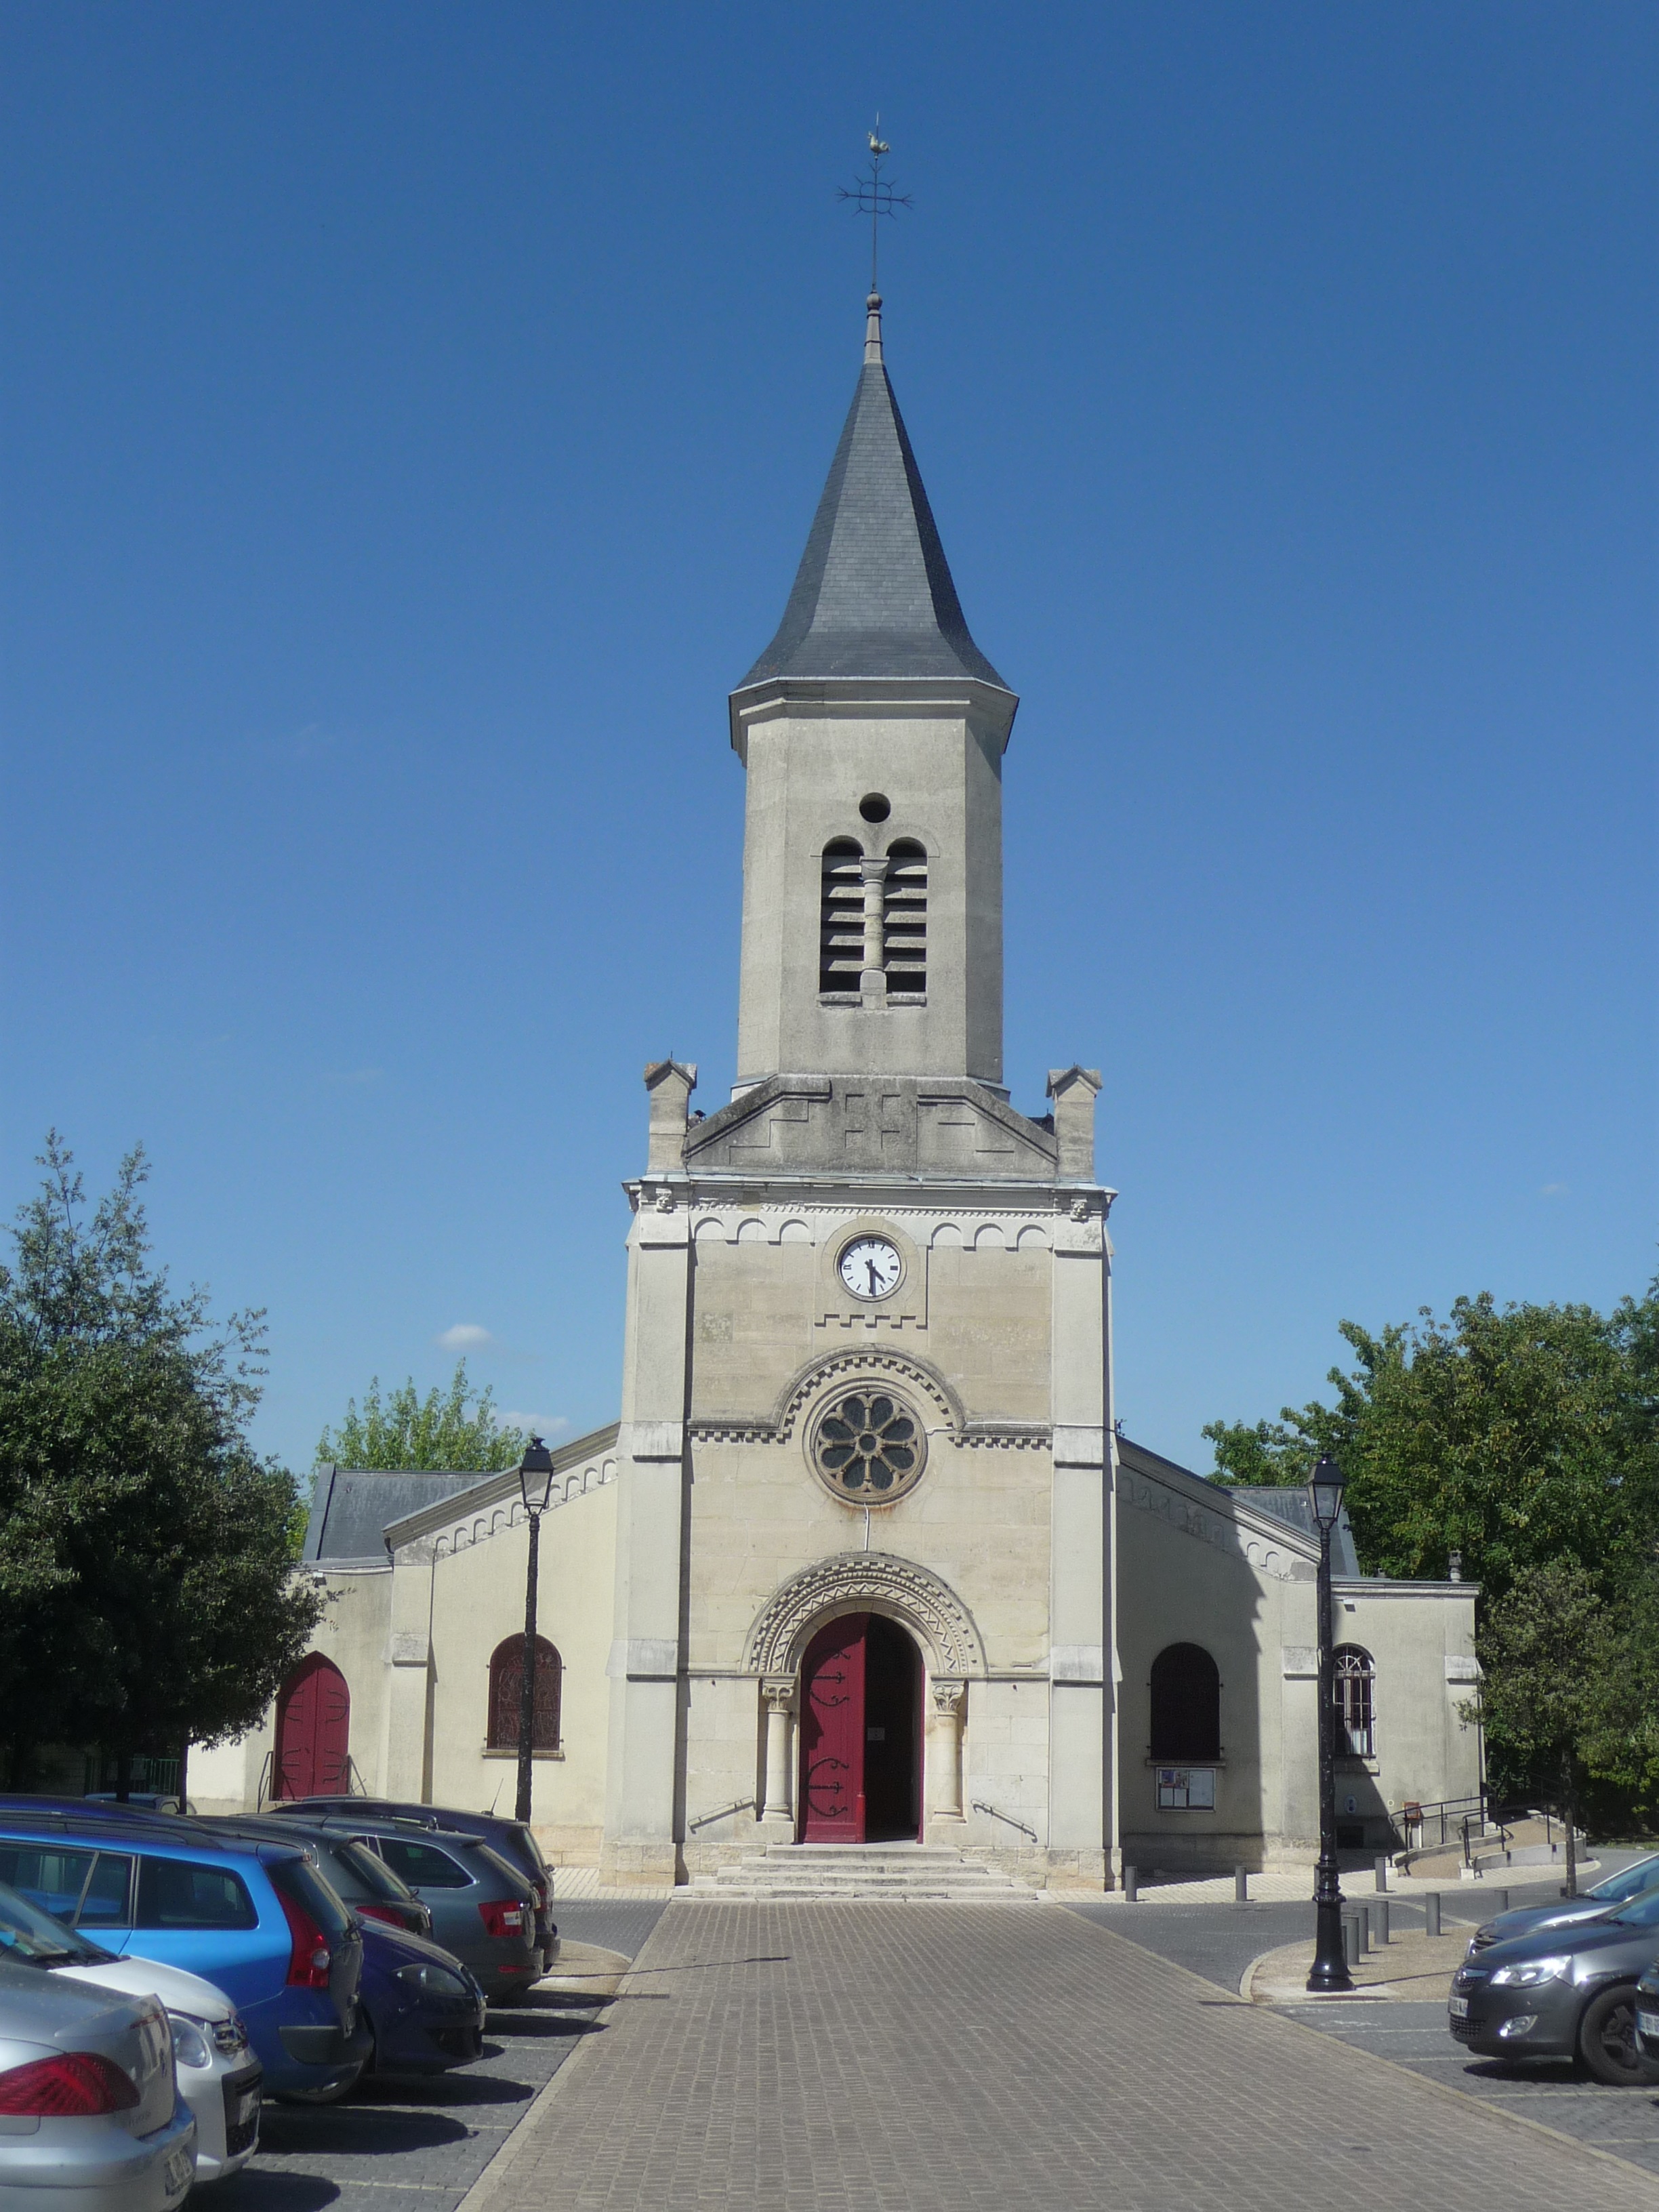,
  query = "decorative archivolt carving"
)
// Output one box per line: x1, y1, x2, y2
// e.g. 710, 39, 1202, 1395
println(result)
773, 1347, 964, 1441
744, 1551, 987, 1678
430, 1458, 617, 1560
